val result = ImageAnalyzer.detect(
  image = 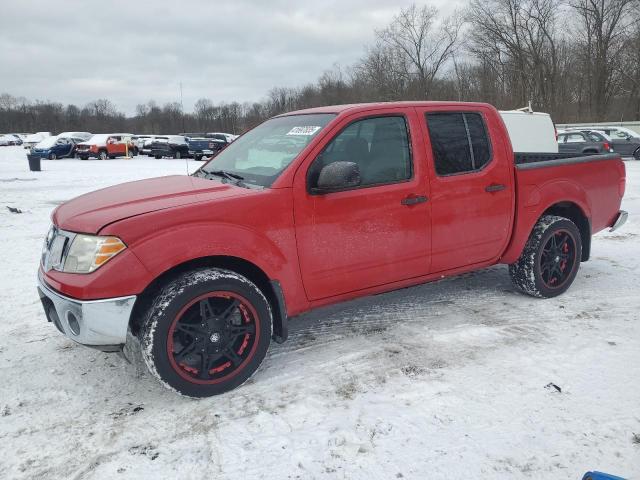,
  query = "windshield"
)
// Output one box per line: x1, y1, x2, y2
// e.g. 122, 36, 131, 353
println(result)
200, 113, 335, 187
35, 136, 58, 149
